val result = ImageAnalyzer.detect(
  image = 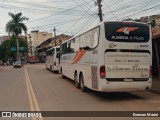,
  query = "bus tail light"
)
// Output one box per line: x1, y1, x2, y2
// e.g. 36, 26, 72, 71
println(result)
100, 65, 106, 78
149, 66, 152, 77
54, 62, 56, 66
